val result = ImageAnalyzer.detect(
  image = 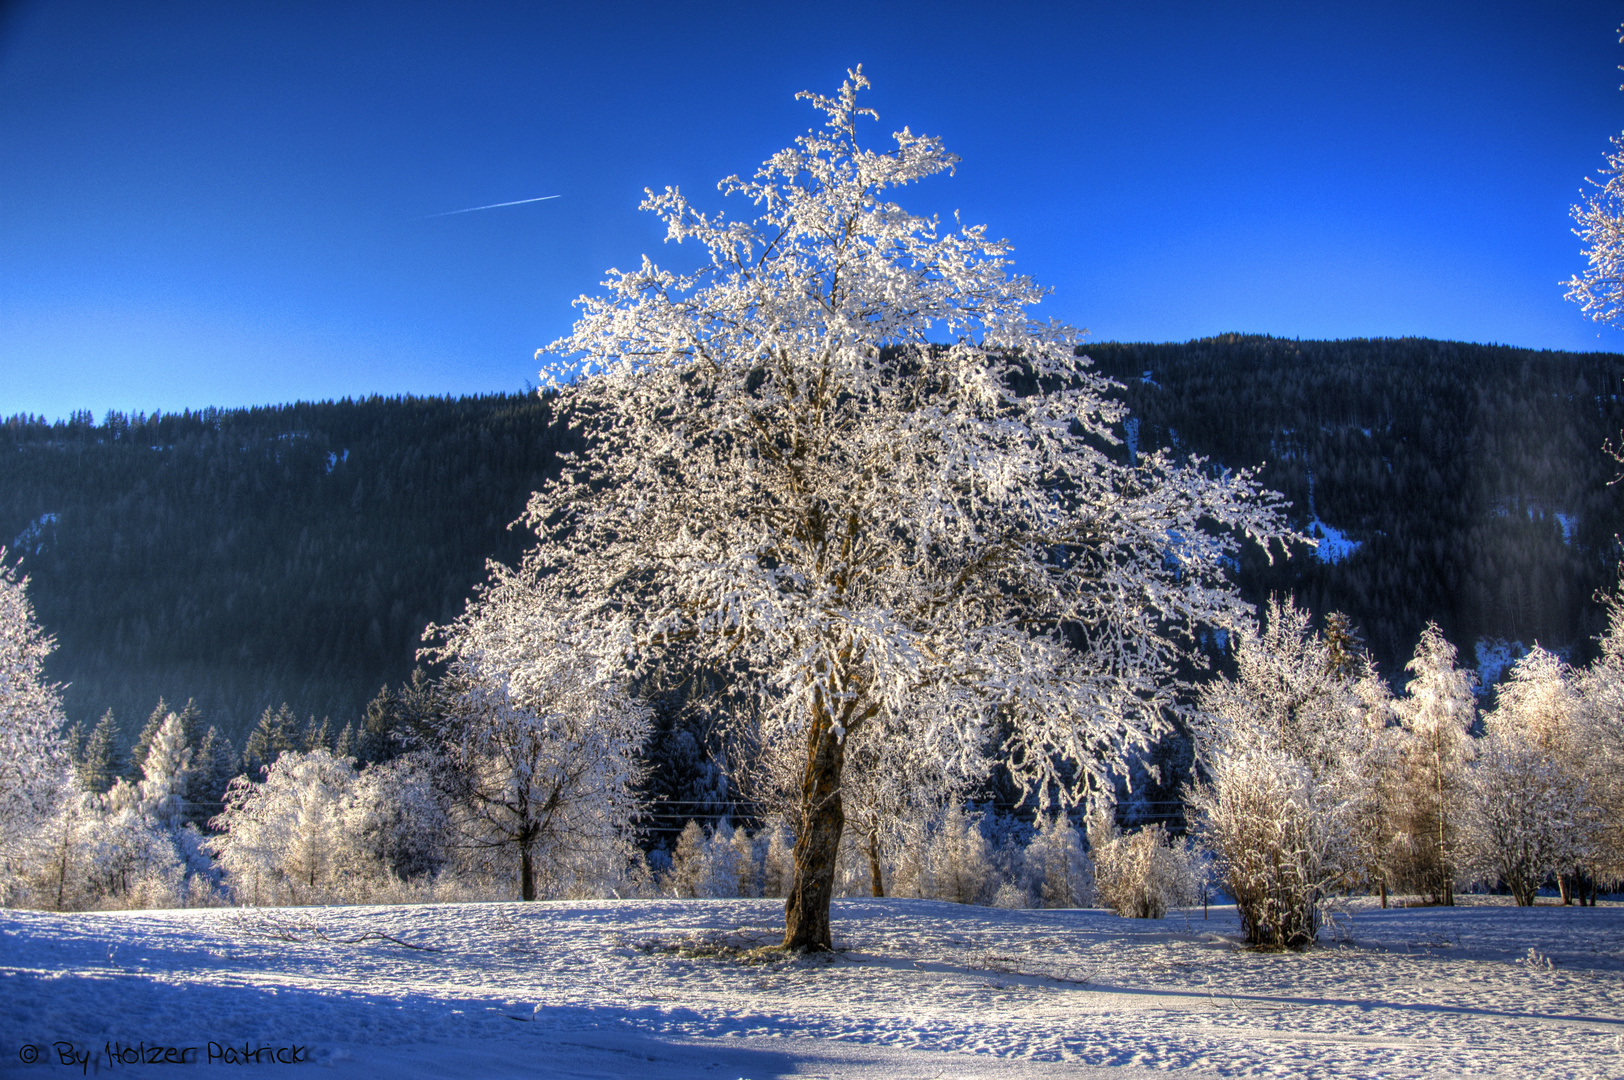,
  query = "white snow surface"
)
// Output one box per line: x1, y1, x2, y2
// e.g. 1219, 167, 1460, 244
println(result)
3, 897, 1622, 1078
